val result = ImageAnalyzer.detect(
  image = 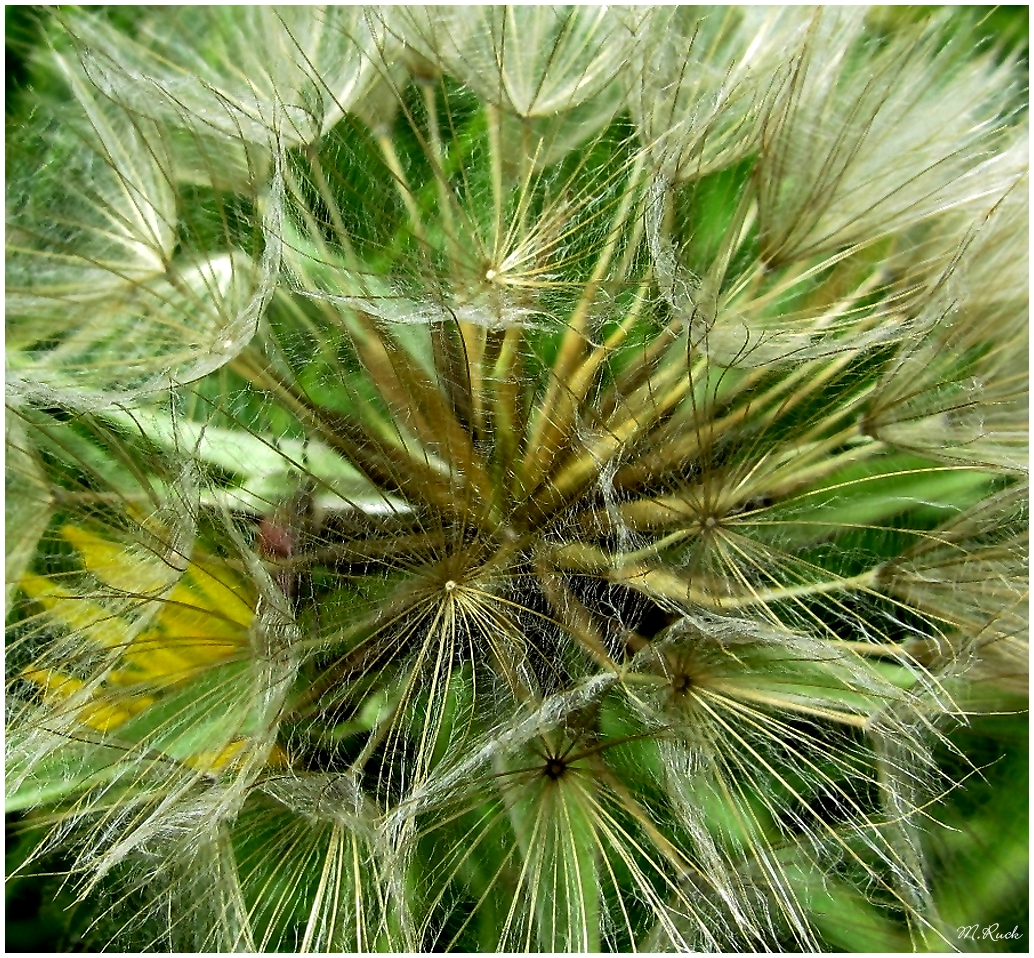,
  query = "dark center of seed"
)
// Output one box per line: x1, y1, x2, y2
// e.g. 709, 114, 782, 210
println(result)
544, 758, 567, 780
